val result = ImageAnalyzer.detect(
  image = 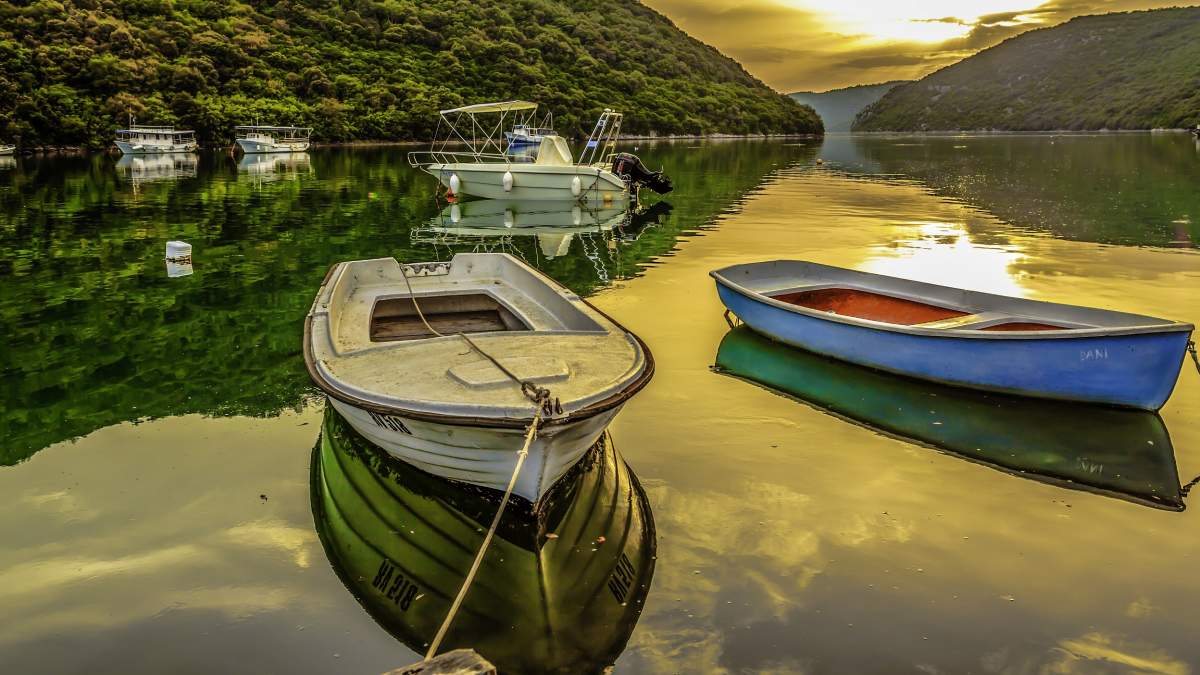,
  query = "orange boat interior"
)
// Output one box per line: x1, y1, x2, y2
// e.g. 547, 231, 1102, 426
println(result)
769, 288, 1067, 331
